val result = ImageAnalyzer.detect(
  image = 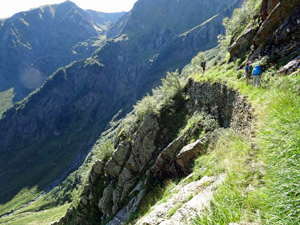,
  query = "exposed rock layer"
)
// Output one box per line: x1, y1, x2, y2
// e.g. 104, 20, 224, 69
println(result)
54, 80, 254, 224
229, 0, 300, 62
0, 0, 242, 209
